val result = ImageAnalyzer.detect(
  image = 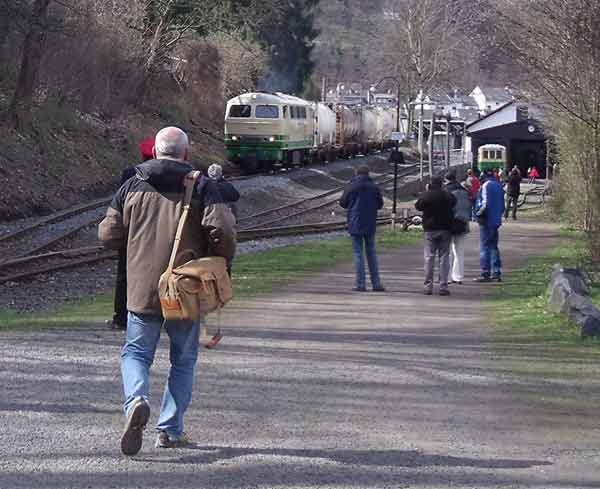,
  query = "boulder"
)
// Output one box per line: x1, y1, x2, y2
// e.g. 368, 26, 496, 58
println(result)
547, 264, 600, 338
